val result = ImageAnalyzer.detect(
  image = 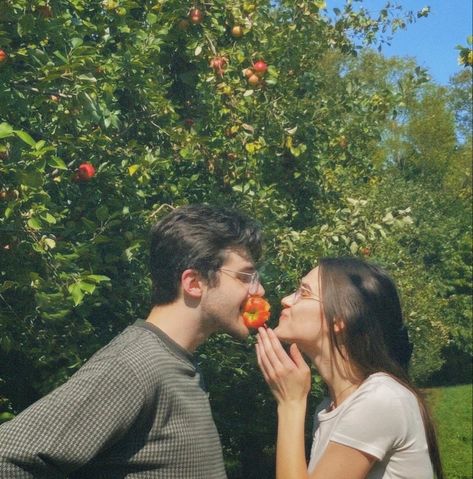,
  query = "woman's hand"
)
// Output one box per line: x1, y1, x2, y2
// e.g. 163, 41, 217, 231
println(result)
256, 327, 311, 406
